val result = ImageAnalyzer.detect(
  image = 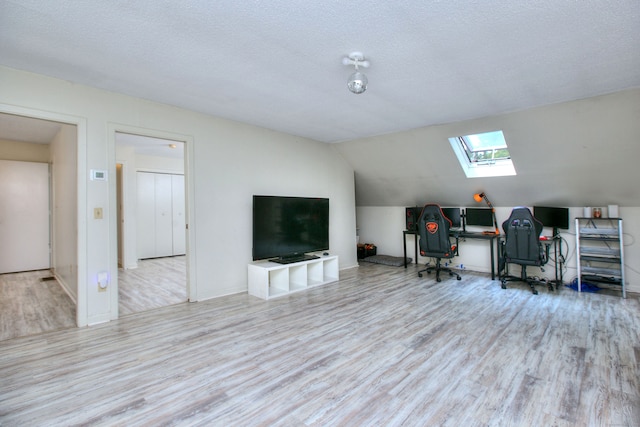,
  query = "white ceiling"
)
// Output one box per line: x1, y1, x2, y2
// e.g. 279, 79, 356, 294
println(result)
0, 113, 62, 144
1, 1, 639, 143
0, 112, 183, 159
115, 132, 184, 159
